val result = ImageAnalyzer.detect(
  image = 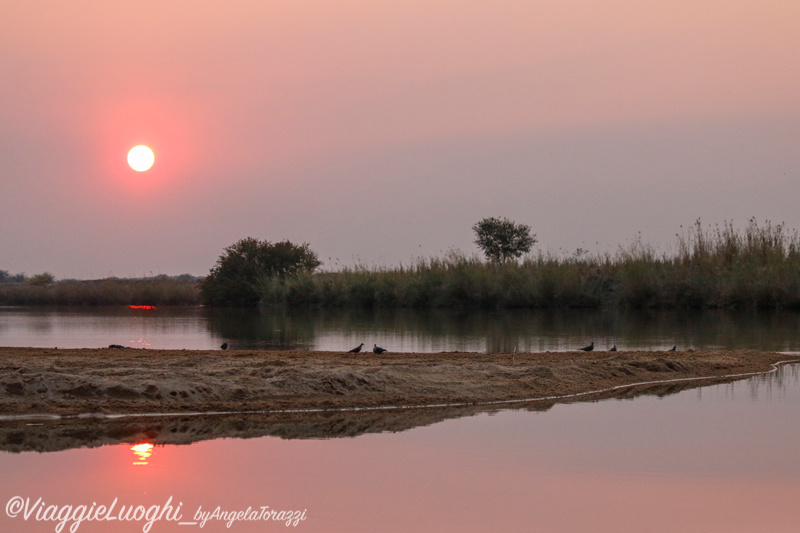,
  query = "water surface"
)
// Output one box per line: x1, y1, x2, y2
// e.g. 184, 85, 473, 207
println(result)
3, 306, 800, 352
0, 364, 798, 532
